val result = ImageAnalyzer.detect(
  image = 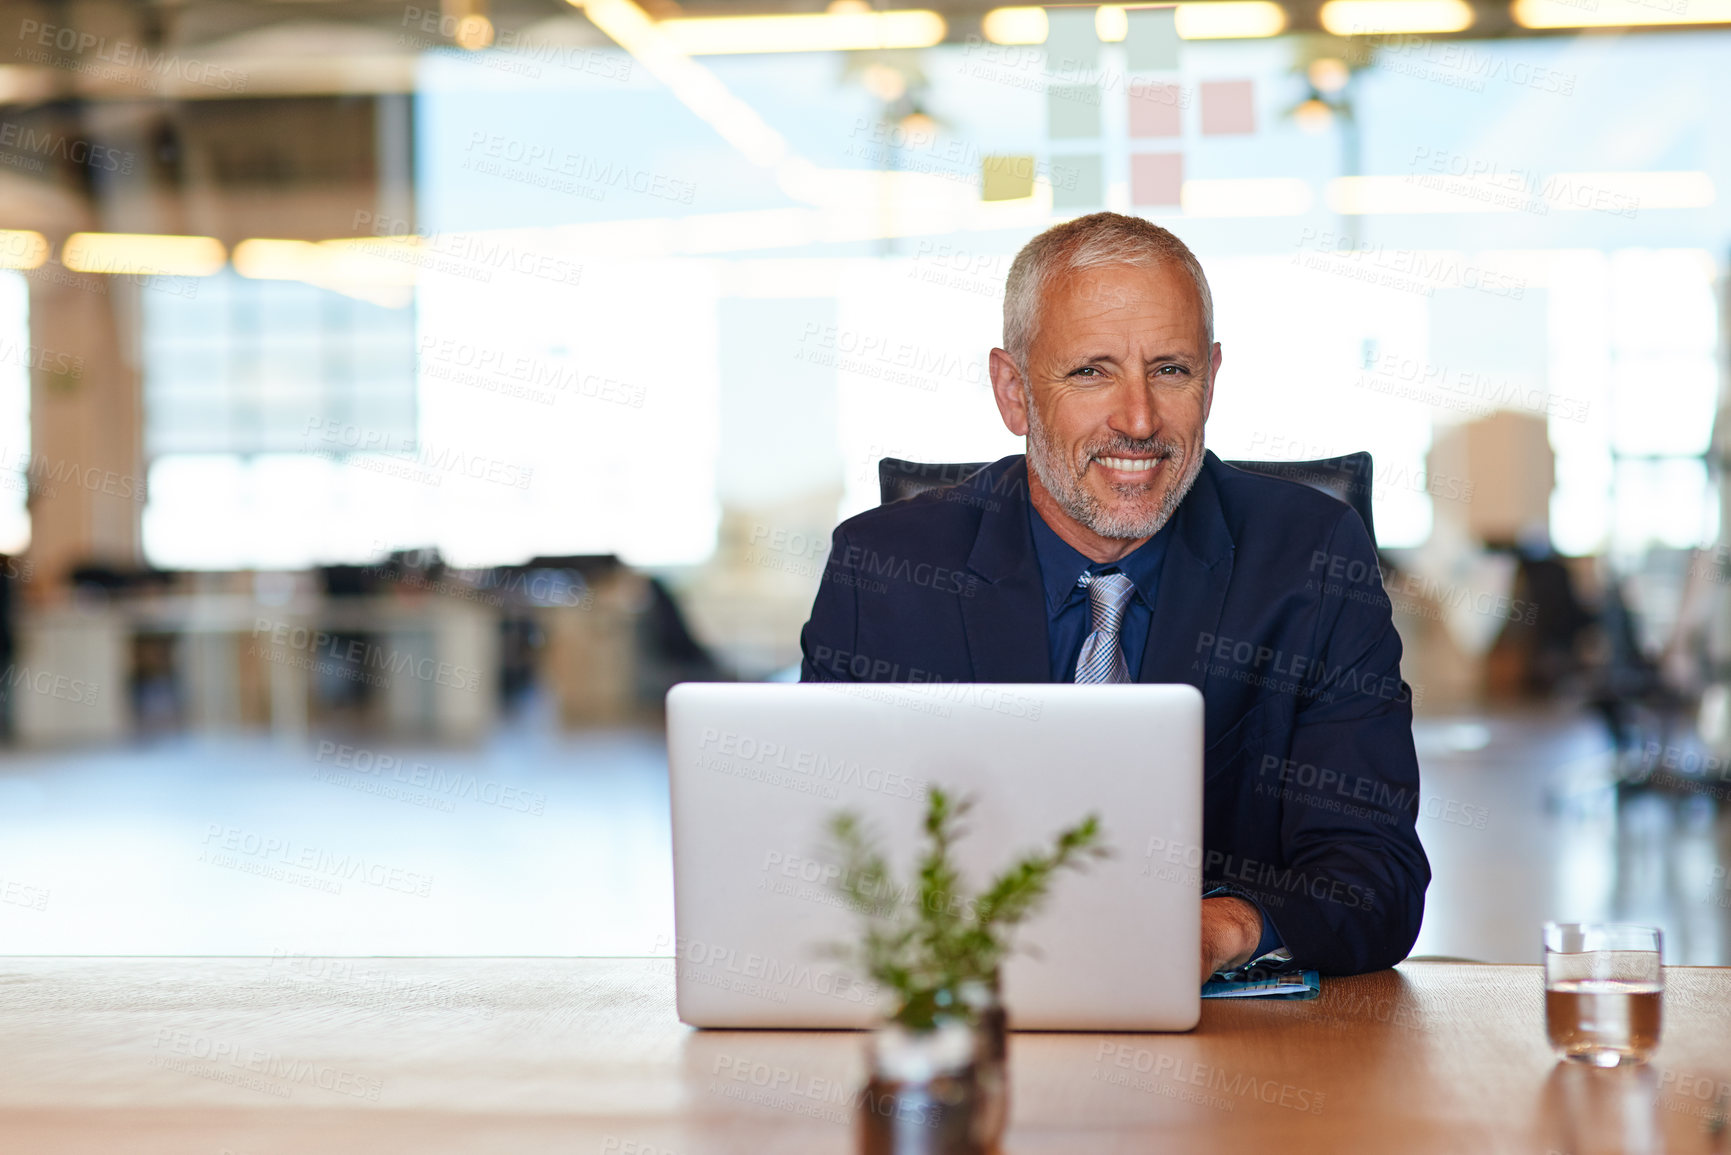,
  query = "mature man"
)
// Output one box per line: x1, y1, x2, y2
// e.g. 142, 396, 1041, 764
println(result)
799, 212, 1429, 980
